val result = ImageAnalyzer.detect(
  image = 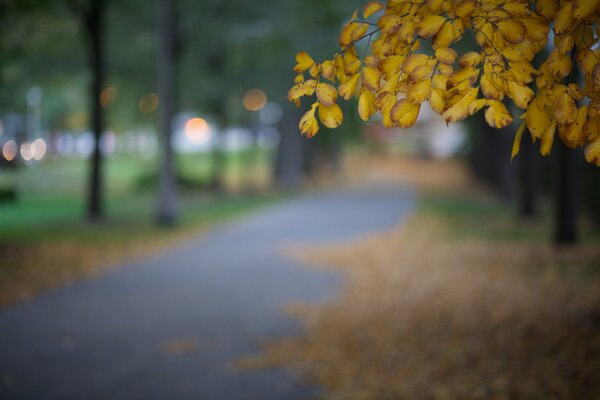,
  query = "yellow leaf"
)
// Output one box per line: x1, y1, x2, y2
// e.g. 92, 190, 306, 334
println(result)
318, 103, 343, 128
309, 63, 320, 78
398, 21, 415, 42
299, 103, 319, 137
381, 56, 404, 79
485, 101, 513, 128
294, 74, 304, 84
512, 121, 527, 160
447, 66, 479, 87
362, 67, 381, 91
378, 14, 402, 34
316, 83, 338, 107
339, 23, 356, 47
540, 119, 556, 156
468, 99, 489, 115
320, 61, 336, 81
593, 63, 600, 90
403, 54, 429, 74
391, 99, 421, 128
480, 74, 504, 100
536, 0, 558, 21
417, 15, 446, 39
338, 73, 360, 100
432, 74, 448, 90
433, 21, 454, 48
525, 95, 551, 139
455, 0, 476, 20
507, 81, 534, 109
363, 1, 384, 18
498, 19, 527, 44
443, 87, 479, 123
559, 105, 588, 148
458, 52, 481, 68
430, 88, 445, 114
504, 2, 530, 17
288, 79, 317, 102
293, 52, 314, 74
547, 51, 572, 79
573, 0, 597, 20
358, 90, 376, 121
554, 2, 573, 35
435, 47, 458, 64
554, 34, 574, 55
554, 94, 577, 125
407, 80, 432, 104
585, 137, 600, 166
351, 23, 369, 42
508, 61, 535, 84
